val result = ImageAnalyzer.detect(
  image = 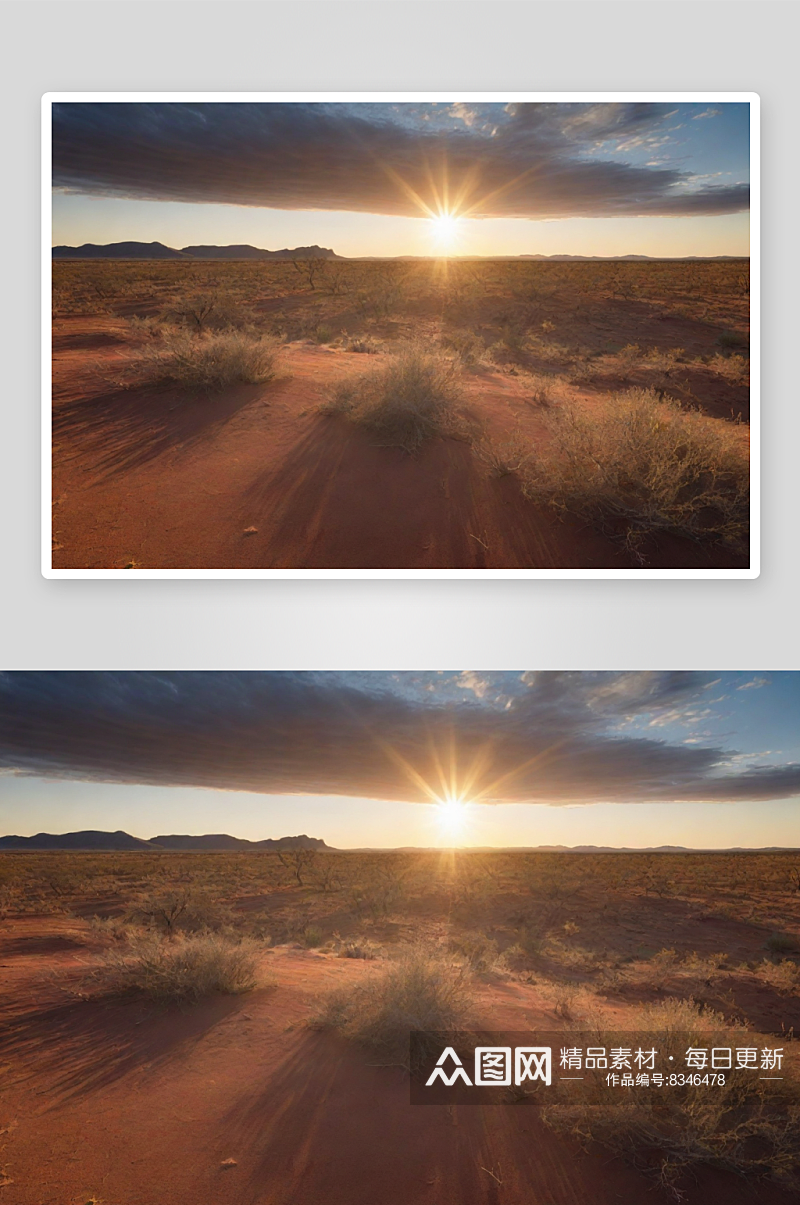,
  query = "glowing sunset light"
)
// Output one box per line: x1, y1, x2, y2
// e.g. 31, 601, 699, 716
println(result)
429, 211, 463, 250
435, 793, 472, 844
51, 101, 751, 258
